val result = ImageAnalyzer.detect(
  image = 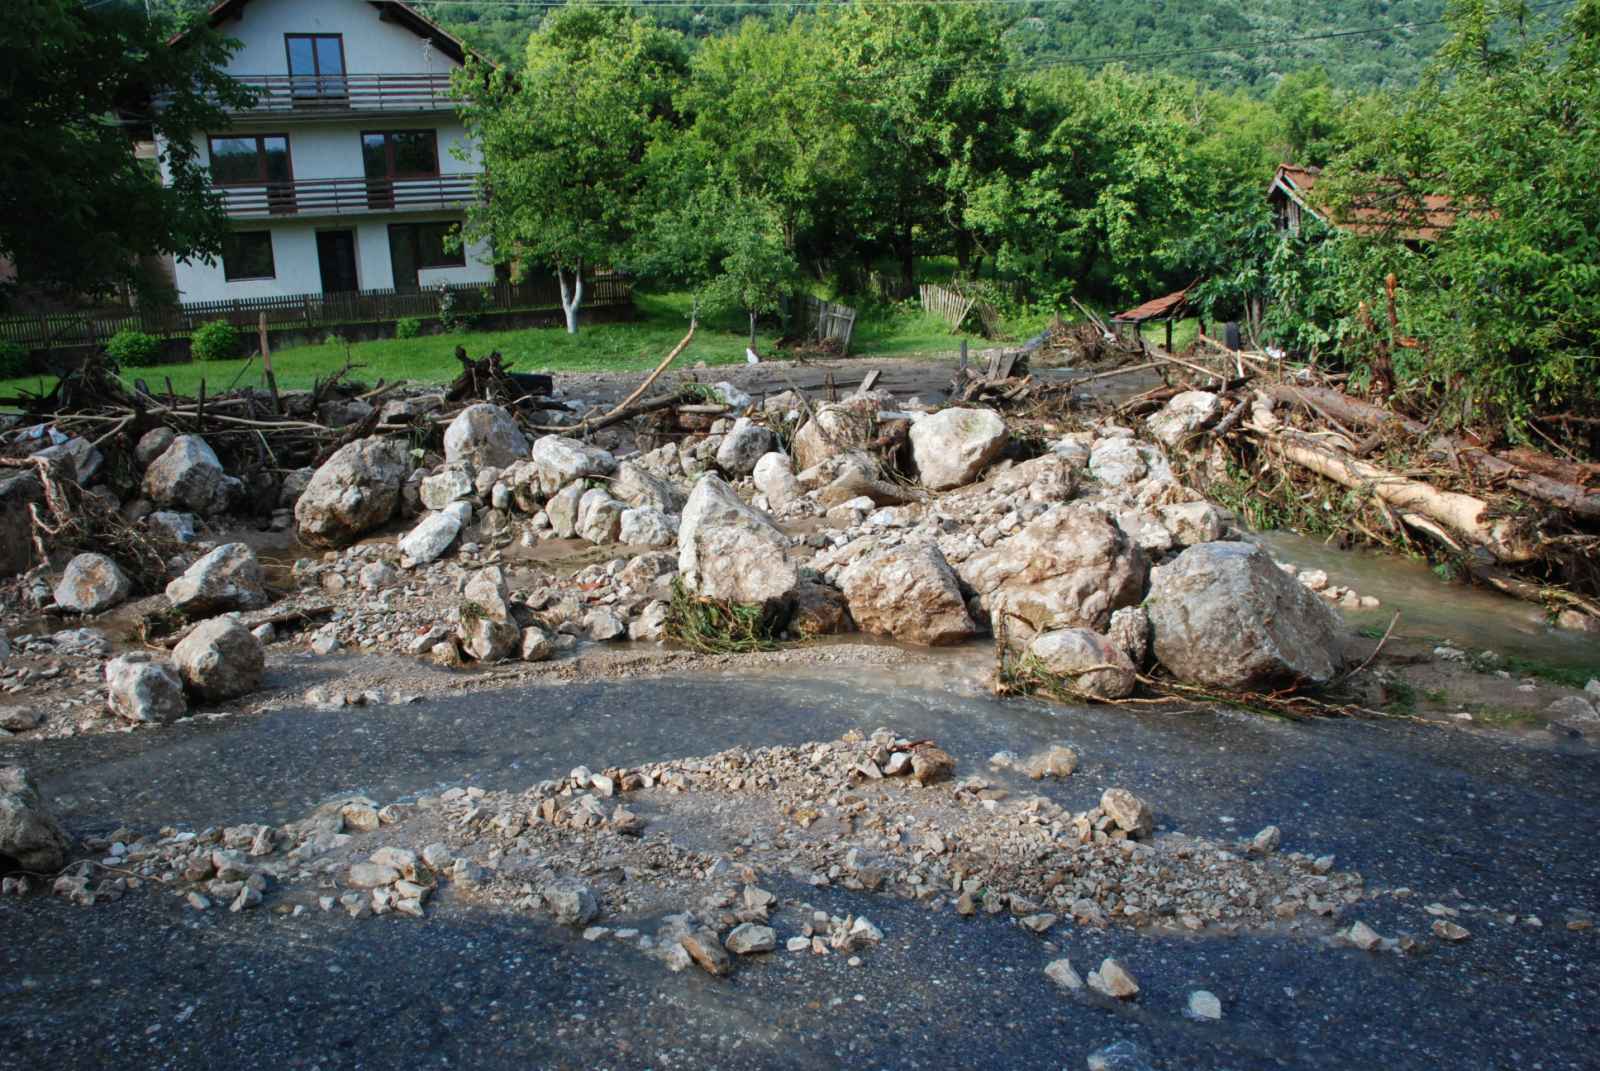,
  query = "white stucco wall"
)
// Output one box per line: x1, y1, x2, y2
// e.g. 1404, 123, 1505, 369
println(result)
172, 217, 493, 303
161, 0, 494, 304
179, 118, 478, 184
213, 0, 461, 78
